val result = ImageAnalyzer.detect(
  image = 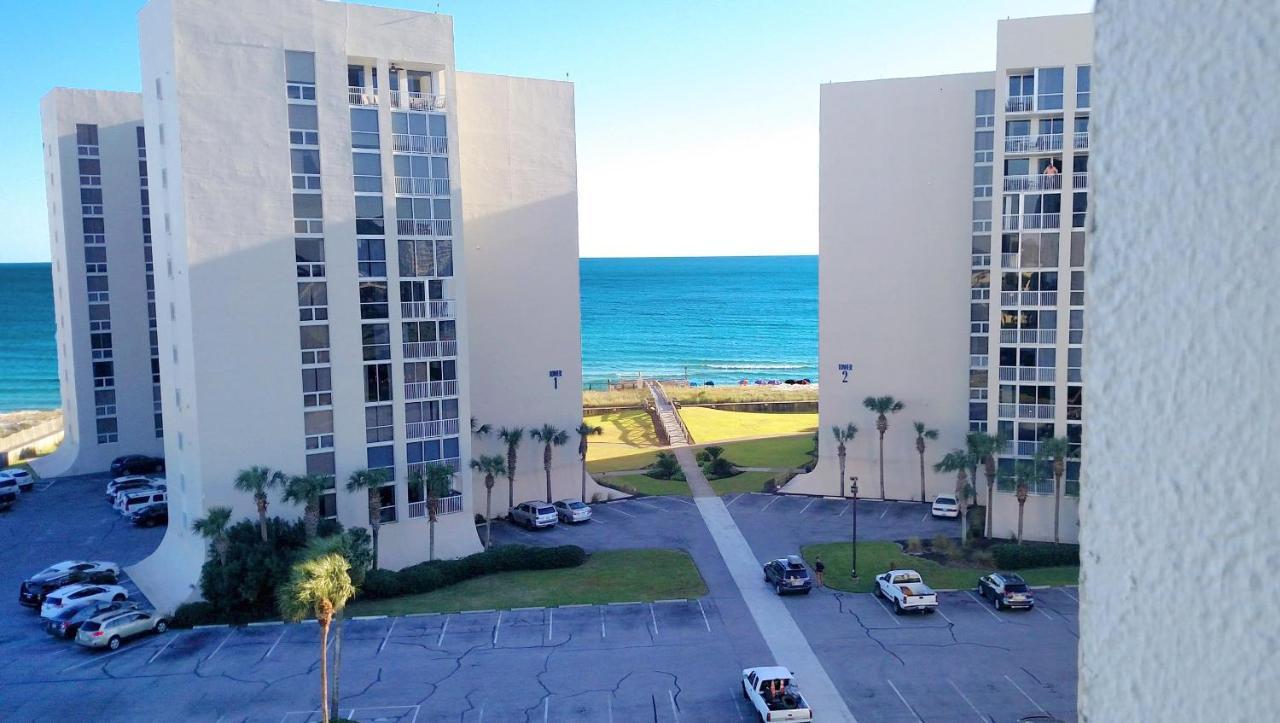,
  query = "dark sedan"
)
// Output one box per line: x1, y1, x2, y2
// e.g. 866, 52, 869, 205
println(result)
109, 455, 165, 477
45, 600, 140, 639
19, 560, 121, 608
763, 555, 813, 595
130, 502, 168, 528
